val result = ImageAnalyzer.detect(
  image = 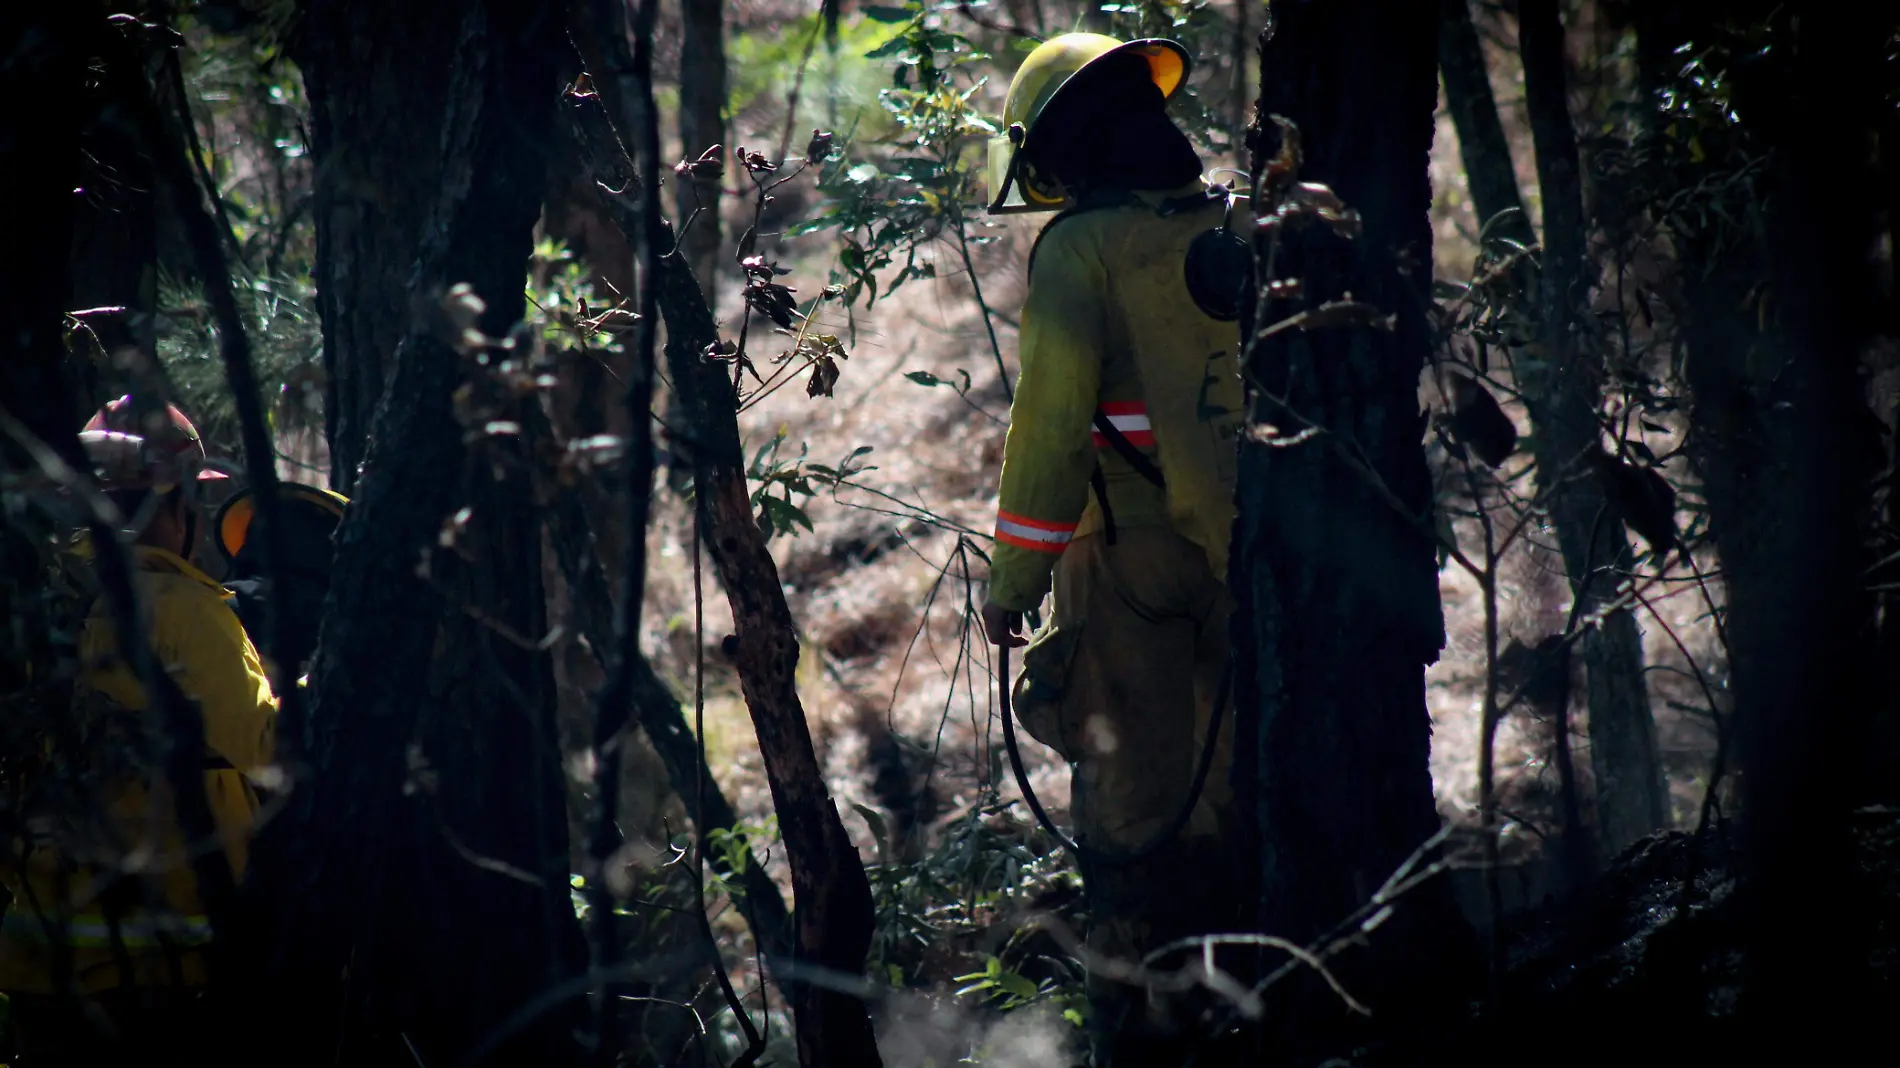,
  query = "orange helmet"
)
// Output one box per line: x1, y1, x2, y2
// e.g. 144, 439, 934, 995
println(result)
79, 396, 228, 493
